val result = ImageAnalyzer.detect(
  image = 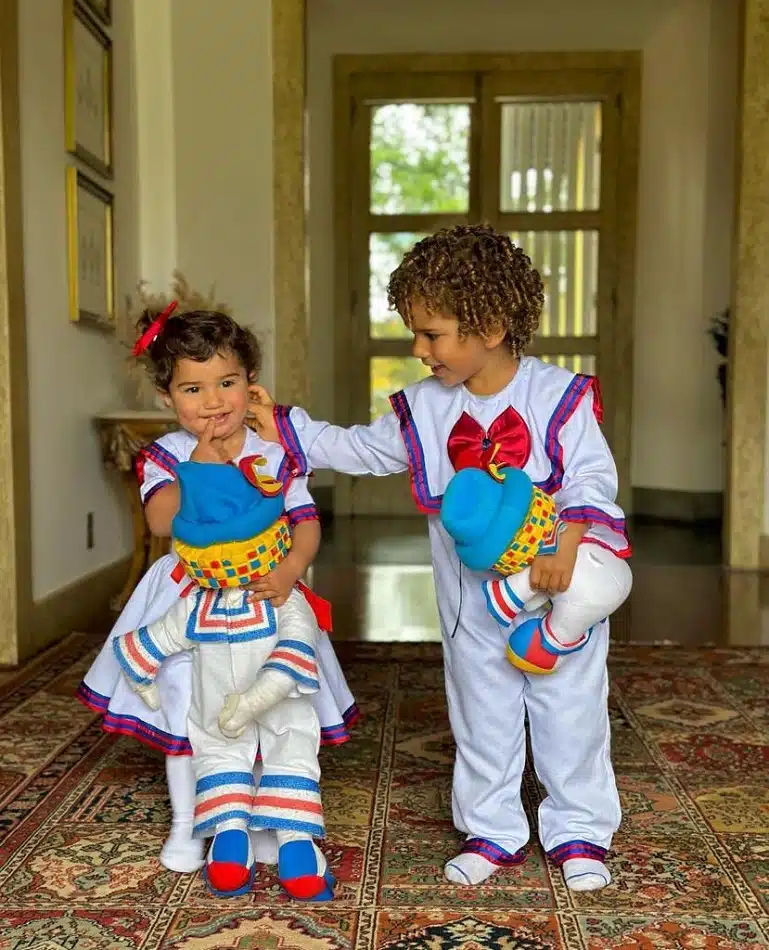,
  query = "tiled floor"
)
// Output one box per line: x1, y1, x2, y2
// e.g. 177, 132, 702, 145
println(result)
310, 517, 768, 647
